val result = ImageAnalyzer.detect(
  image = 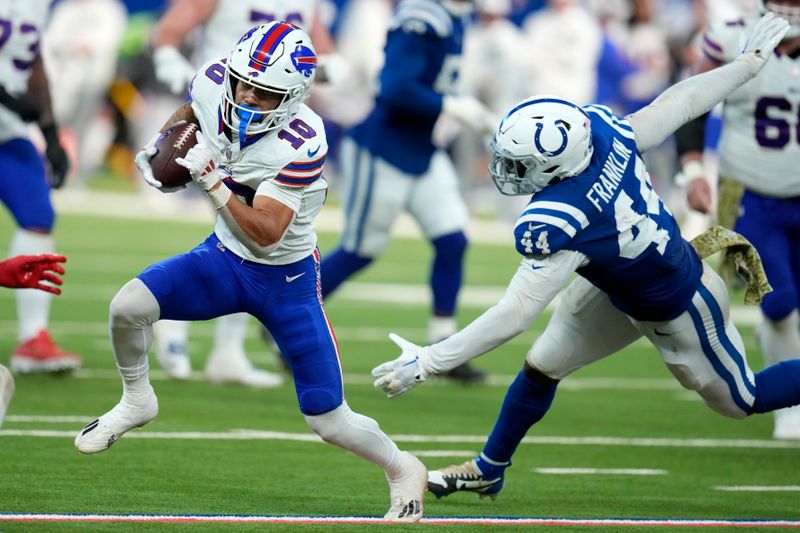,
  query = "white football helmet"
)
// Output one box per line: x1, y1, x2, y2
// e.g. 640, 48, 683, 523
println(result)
757, 0, 800, 38
440, 0, 475, 16
223, 21, 317, 136
489, 96, 593, 196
